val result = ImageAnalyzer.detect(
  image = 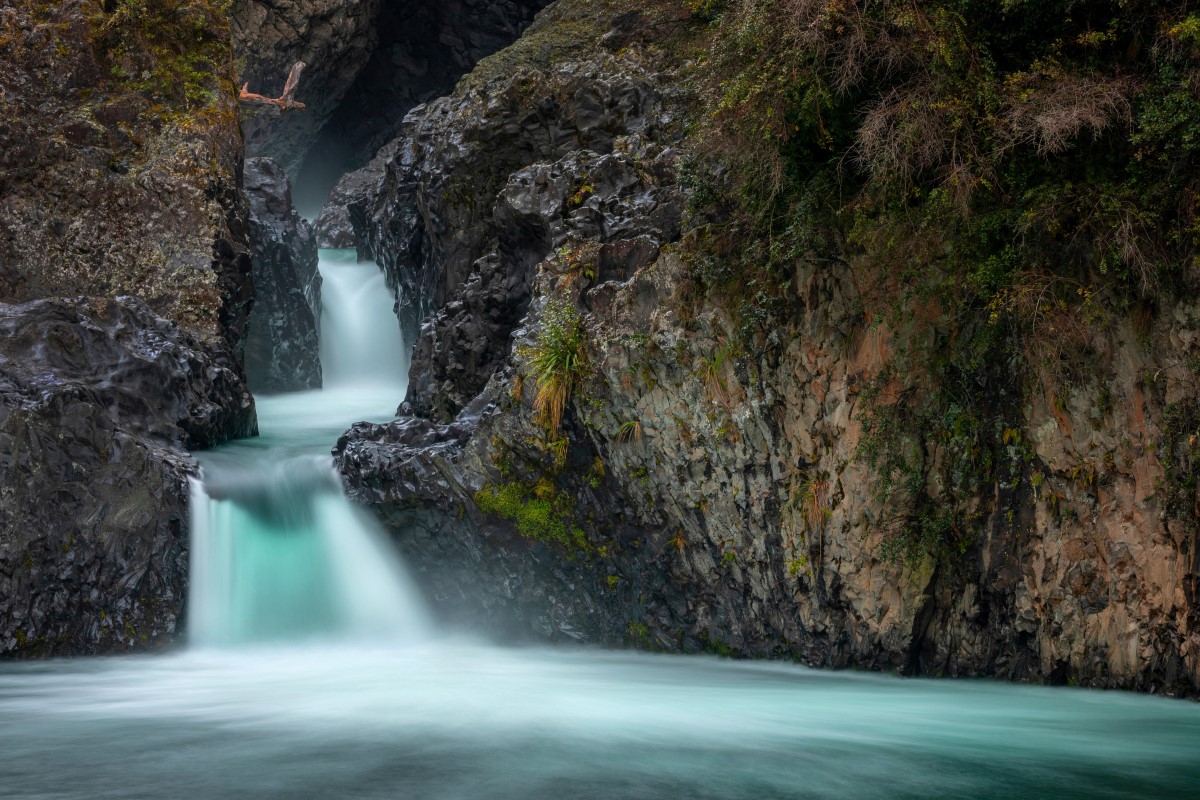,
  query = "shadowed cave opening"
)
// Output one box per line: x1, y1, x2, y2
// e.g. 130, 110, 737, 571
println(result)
290, 0, 552, 217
